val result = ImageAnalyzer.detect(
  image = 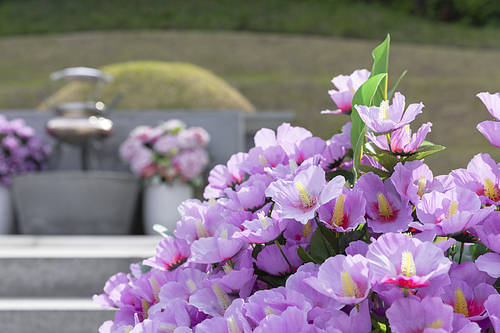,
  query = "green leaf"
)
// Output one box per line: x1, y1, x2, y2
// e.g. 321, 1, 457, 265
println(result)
352, 126, 366, 181
471, 243, 489, 260
388, 70, 407, 100
326, 169, 354, 185
297, 245, 317, 264
368, 151, 400, 172
371, 34, 391, 105
404, 143, 446, 162
309, 228, 331, 263
358, 164, 391, 179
